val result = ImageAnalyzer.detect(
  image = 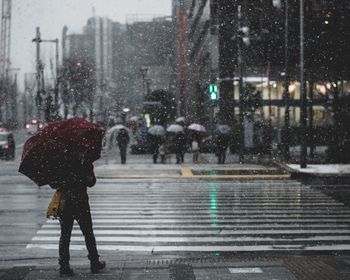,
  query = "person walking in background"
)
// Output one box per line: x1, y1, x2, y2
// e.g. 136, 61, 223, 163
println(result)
174, 132, 186, 164
159, 144, 166, 164
215, 134, 229, 164
51, 159, 106, 277
149, 135, 162, 163
116, 128, 130, 164
191, 139, 199, 163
